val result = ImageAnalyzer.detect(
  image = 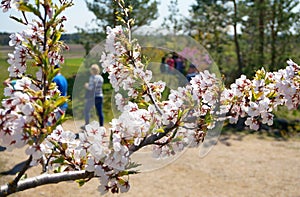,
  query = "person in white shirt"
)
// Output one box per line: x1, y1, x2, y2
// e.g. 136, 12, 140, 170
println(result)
83, 64, 104, 127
